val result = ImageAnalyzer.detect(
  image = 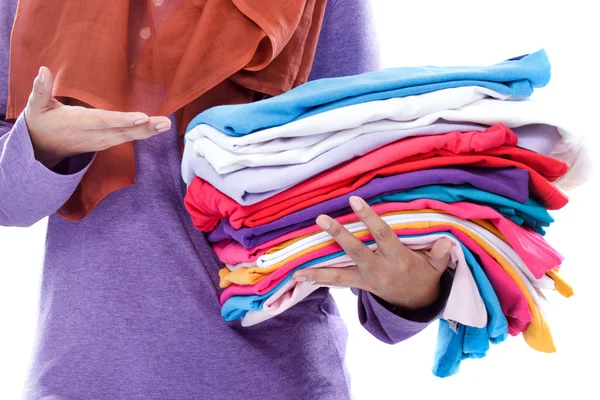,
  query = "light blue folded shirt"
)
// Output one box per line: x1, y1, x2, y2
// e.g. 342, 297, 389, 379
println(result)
369, 184, 553, 235
187, 50, 550, 135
